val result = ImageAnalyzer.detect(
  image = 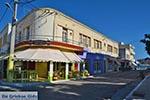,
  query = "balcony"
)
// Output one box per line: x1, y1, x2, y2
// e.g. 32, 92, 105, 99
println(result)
15, 35, 85, 51
130, 50, 135, 55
